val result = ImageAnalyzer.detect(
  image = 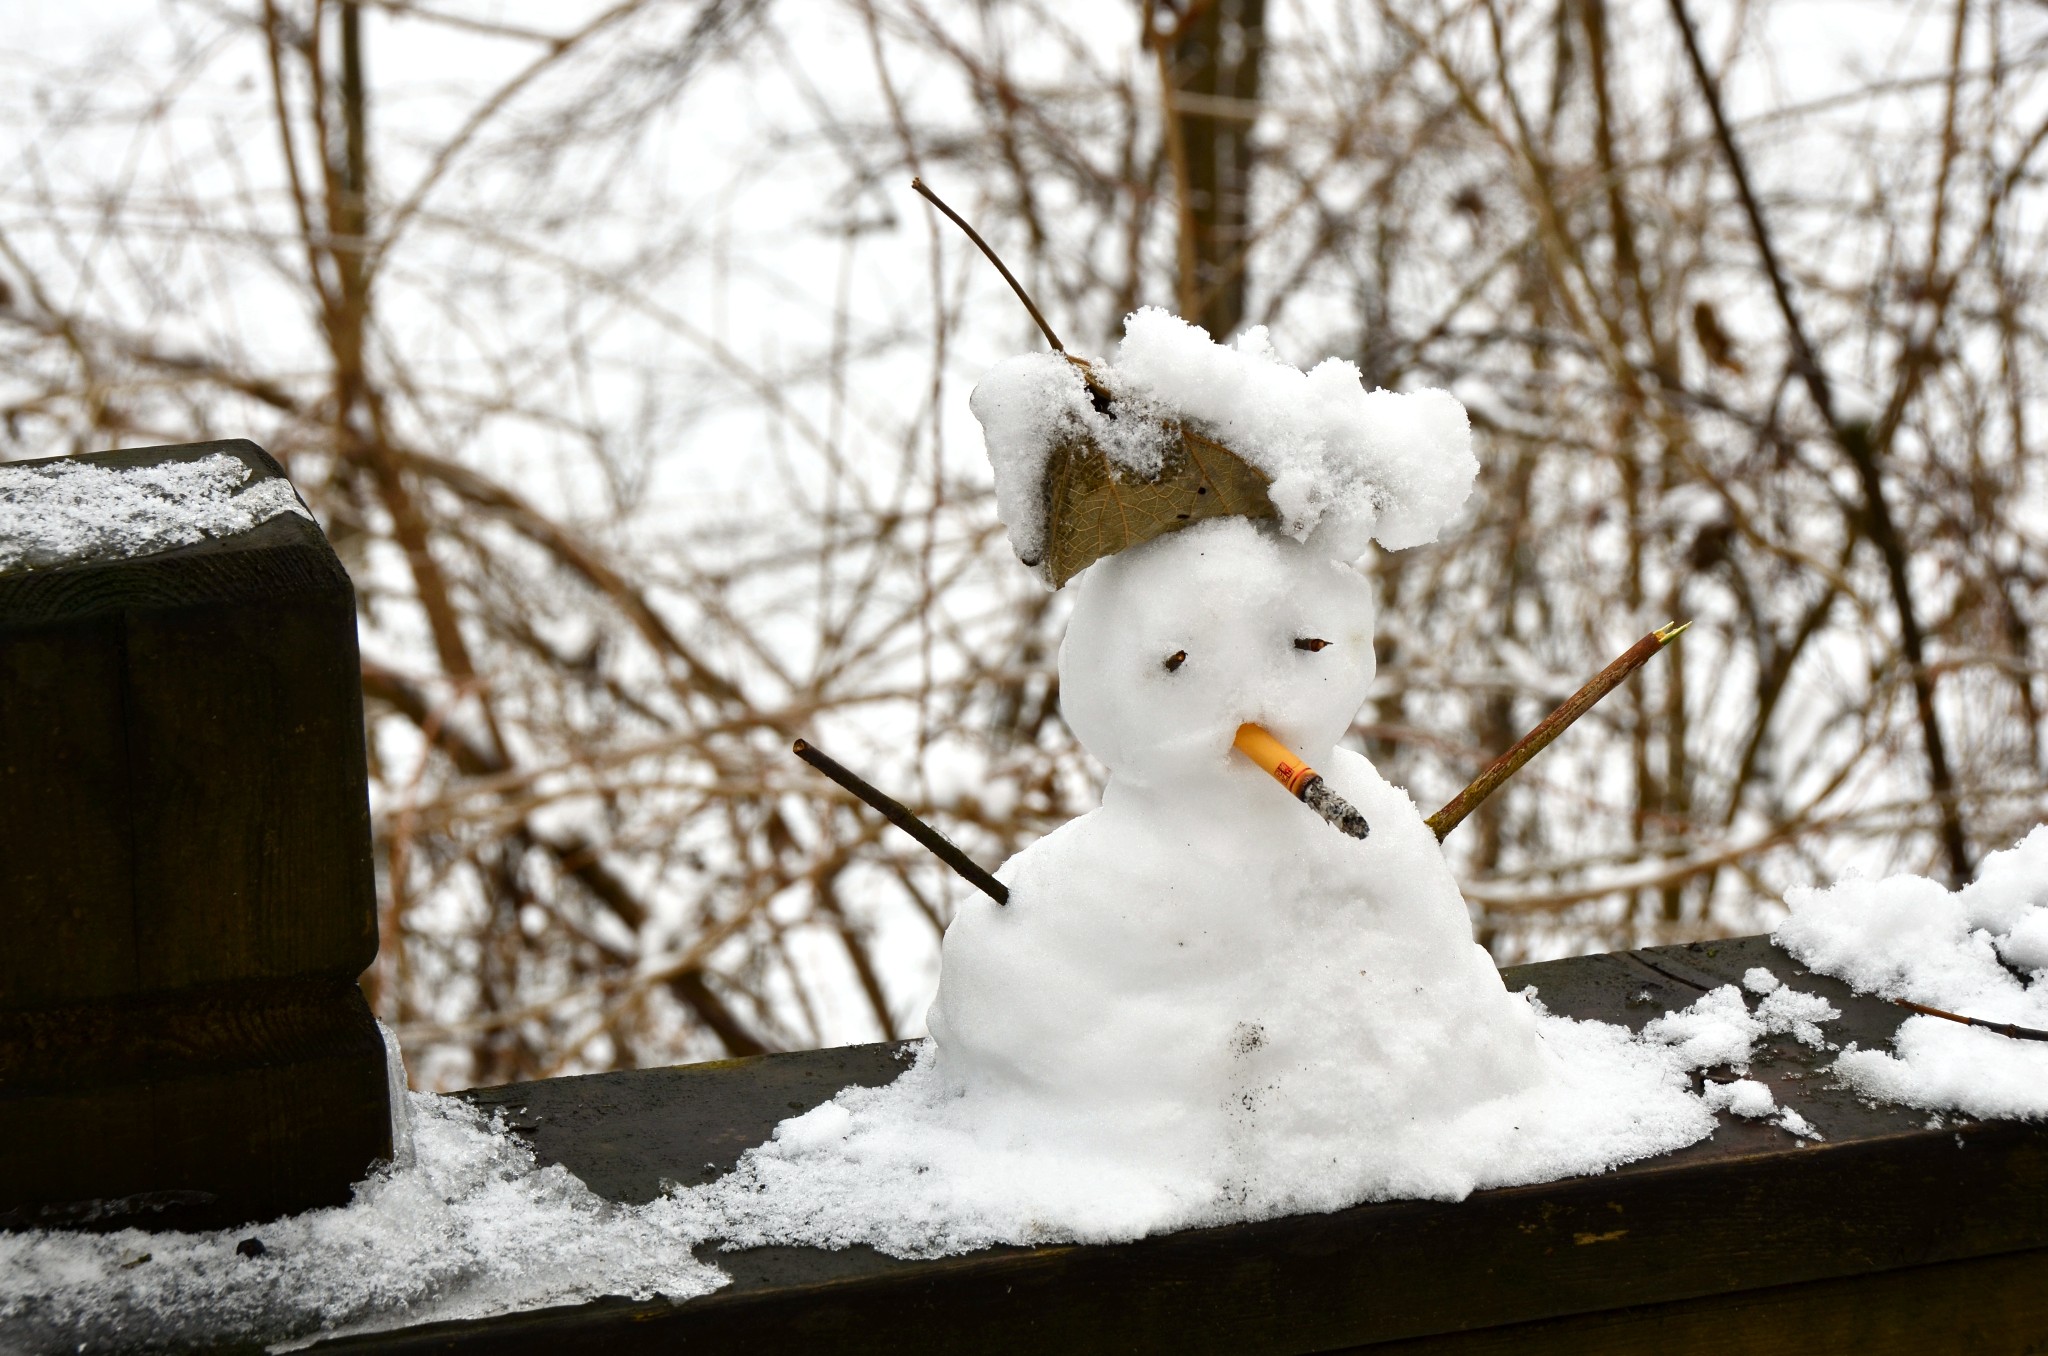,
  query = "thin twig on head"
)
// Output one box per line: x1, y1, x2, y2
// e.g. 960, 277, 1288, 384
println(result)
910, 177, 1064, 355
